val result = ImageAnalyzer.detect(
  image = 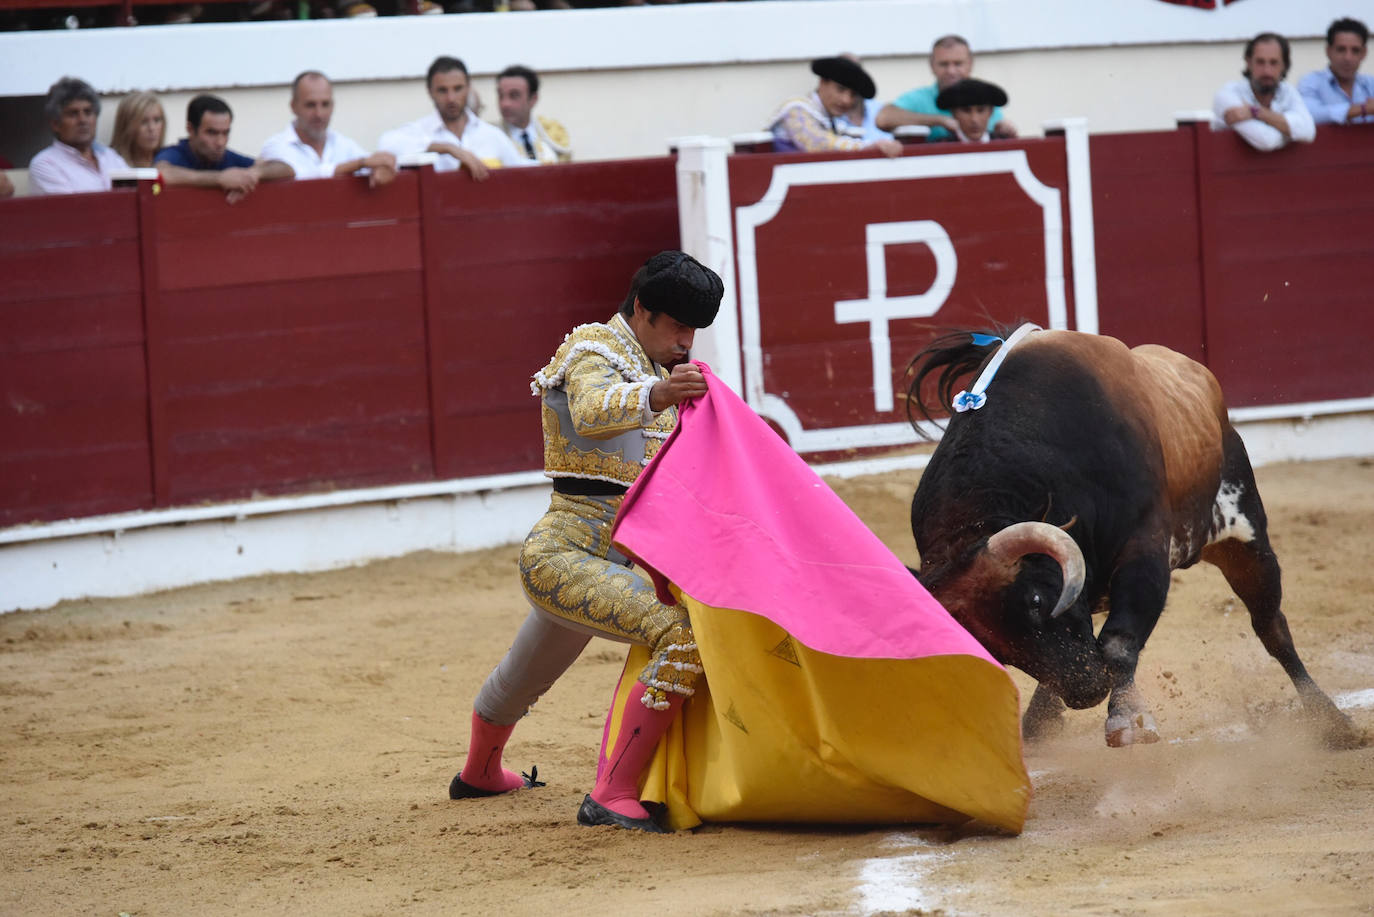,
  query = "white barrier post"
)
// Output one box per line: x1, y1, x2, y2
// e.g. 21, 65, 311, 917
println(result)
1043, 117, 1099, 335
672, 135, 742, 394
